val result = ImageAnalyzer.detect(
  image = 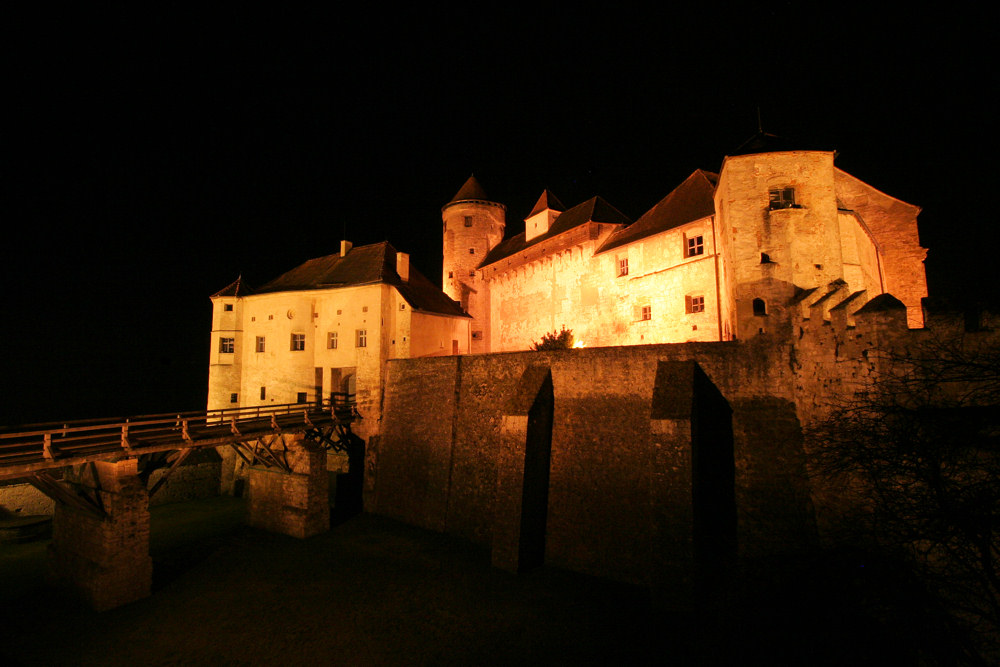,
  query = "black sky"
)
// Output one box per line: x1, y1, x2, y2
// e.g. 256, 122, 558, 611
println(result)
4, 4, 996, 424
